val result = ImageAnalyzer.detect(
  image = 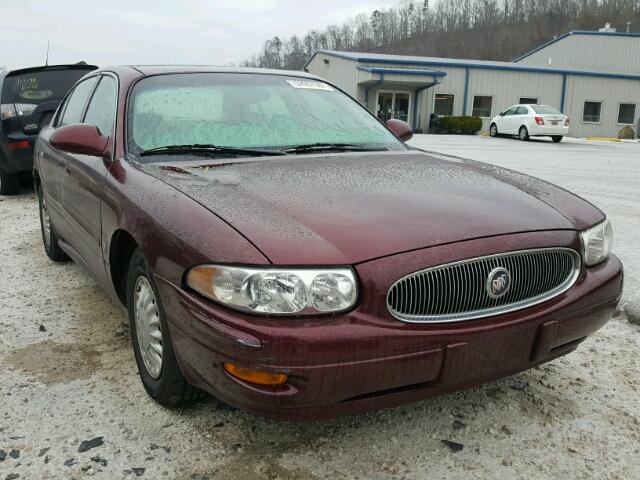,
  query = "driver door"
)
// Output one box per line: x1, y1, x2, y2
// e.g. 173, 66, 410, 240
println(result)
62, 74, 118, 278
499, 107, 518, 134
